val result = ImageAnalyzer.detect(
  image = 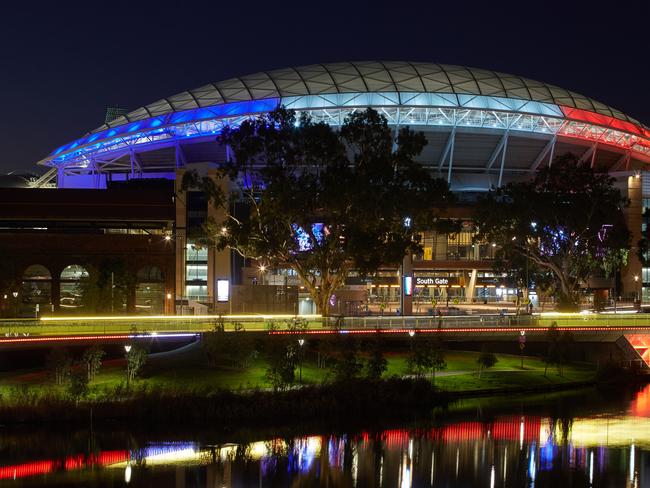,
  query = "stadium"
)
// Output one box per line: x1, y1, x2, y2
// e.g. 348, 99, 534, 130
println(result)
38, 61, 650, 189
4, 62, 650, 315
